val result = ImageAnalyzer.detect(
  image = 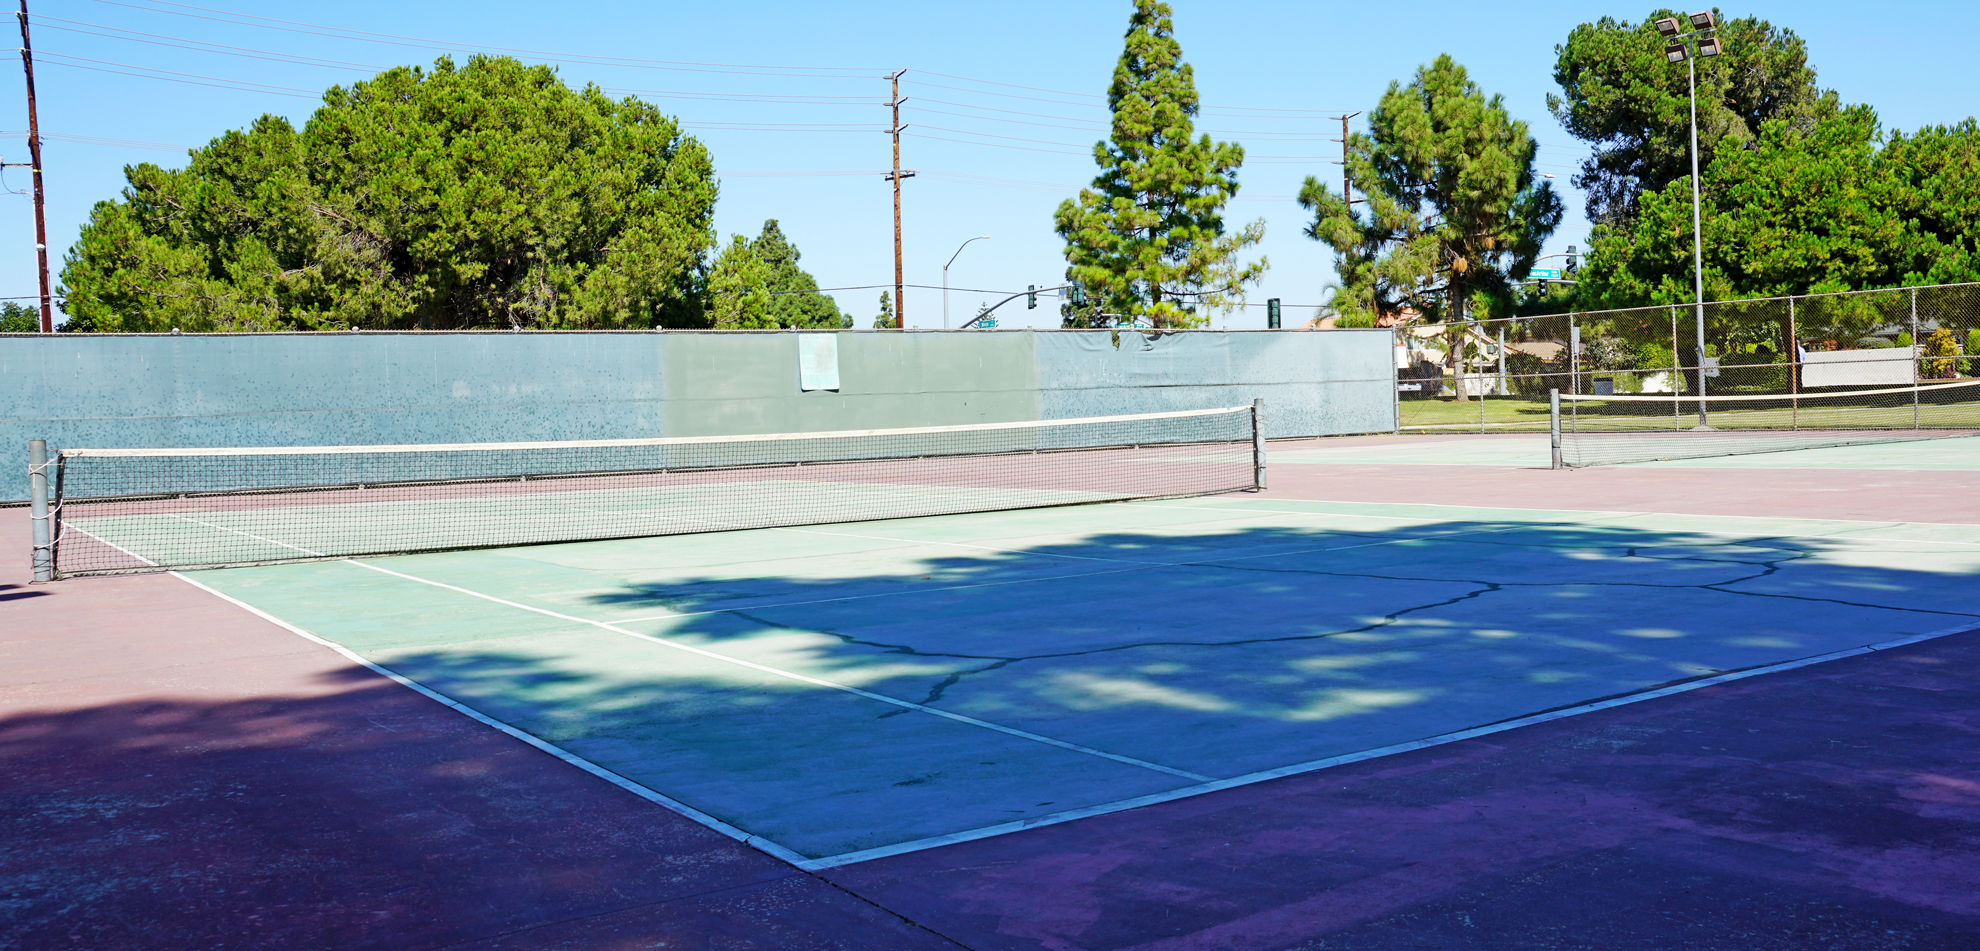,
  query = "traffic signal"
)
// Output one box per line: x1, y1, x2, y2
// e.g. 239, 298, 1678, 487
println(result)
1565, 245, 1577, 275
1068, 280, 1086, 306
1266, 298, 1281, 329
1027, 285, 1037, 309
